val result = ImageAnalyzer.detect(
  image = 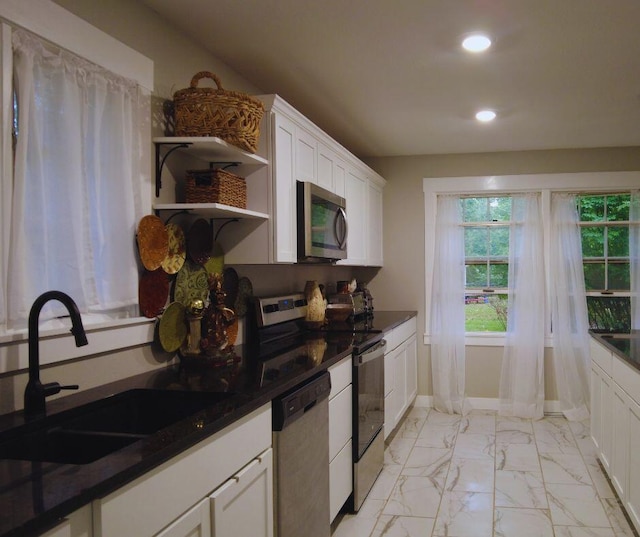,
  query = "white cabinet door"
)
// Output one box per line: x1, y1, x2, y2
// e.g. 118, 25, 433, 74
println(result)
329, 440, 353, 522
272, 113, 297, 262
340, 168, 367, 266
611, 384, 629, 500
366, 178, 384, 267
155, 499, 210, 537
333, 158, 346, 198
210, 448, 273, 537
405, 334, 417, 405
627, 396, 640, 530
317, 142, 335, 193
599, 368, 613, 473
295, 127, 317, 184
590, 365, 603, 457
